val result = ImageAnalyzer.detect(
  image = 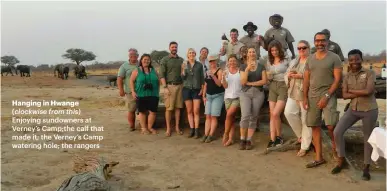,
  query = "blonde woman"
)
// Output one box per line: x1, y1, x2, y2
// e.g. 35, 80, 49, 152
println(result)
239, 47, 267, 150
284, 40, 312, 157
181, 48, 204, 138
221, 54, 242, 146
